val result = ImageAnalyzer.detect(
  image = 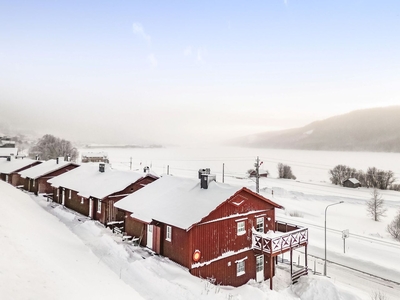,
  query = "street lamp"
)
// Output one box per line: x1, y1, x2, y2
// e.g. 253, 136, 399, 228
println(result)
324, 201, 344, 276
